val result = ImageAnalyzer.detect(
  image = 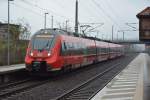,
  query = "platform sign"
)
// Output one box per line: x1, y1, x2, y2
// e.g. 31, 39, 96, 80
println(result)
137, 7, 150, 41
